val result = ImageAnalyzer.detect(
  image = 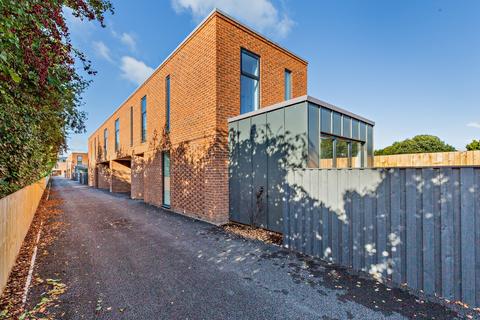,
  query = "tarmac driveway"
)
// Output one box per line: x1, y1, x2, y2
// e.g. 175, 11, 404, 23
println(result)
28, 177, 460, 319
